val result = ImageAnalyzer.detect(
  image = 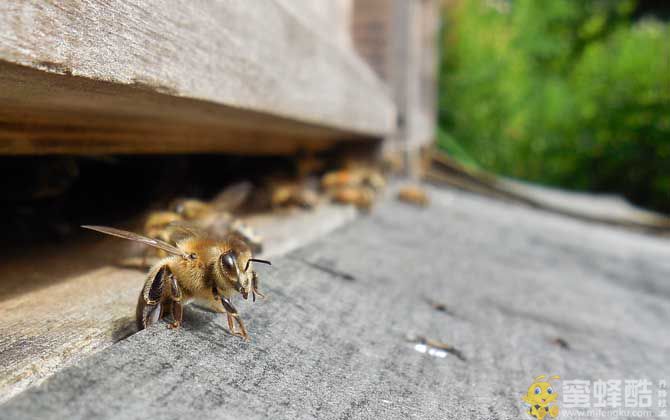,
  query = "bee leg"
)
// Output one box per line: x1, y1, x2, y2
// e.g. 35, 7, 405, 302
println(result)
137, 265, 170, 329
251, 271, 265, 302
168, 302, 183, 329
137, 299, 163, 330
167, 272, 183, 329
219, 296, 249, 340
226, 313, 237, 335
210, 287, 226, 312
